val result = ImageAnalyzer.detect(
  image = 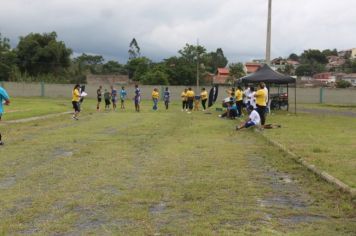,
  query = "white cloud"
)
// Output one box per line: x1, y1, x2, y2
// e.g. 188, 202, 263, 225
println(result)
1, 0, 356, 63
